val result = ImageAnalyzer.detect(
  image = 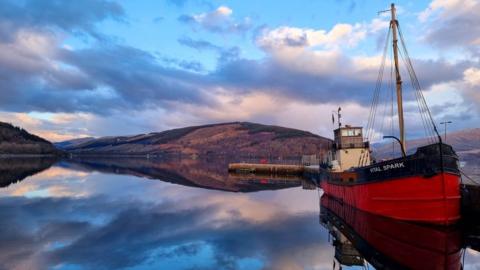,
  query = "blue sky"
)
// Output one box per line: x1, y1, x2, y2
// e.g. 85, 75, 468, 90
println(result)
0, 0, 478, 142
